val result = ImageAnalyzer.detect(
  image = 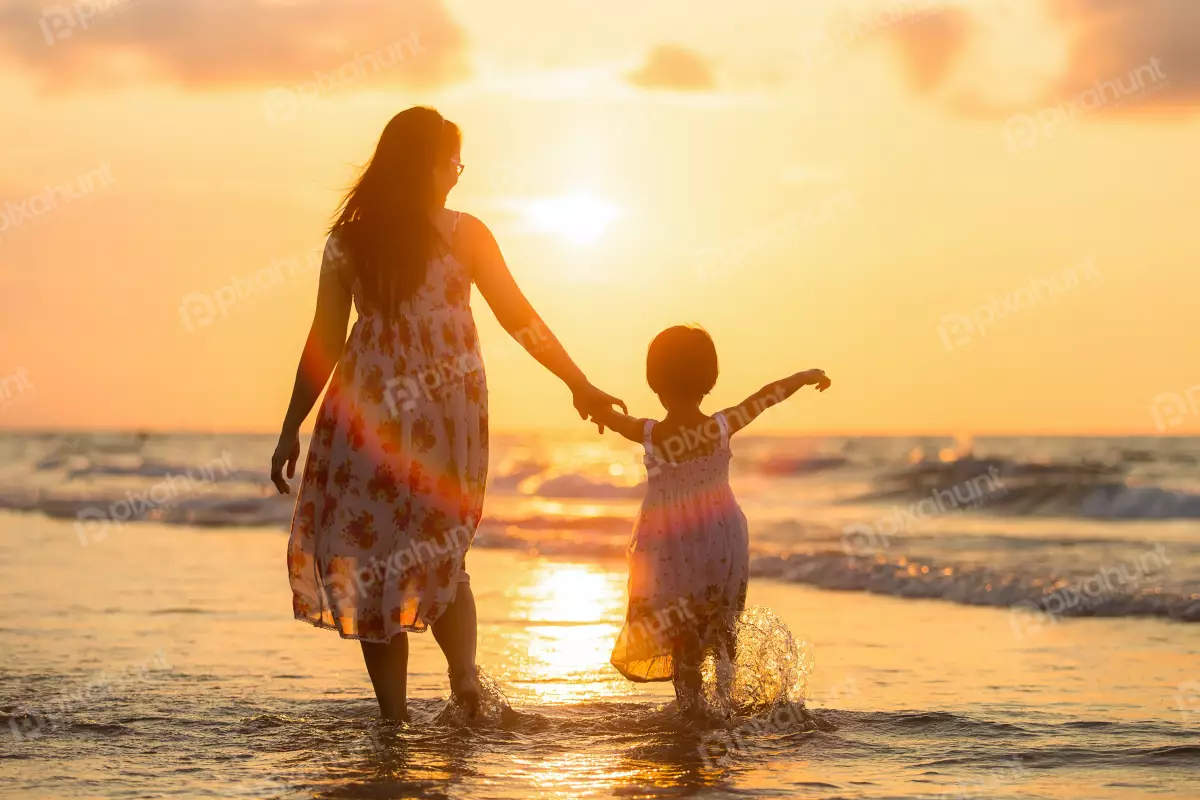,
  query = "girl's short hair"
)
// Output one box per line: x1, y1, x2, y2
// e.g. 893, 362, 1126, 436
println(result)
646, 325, 719, 399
